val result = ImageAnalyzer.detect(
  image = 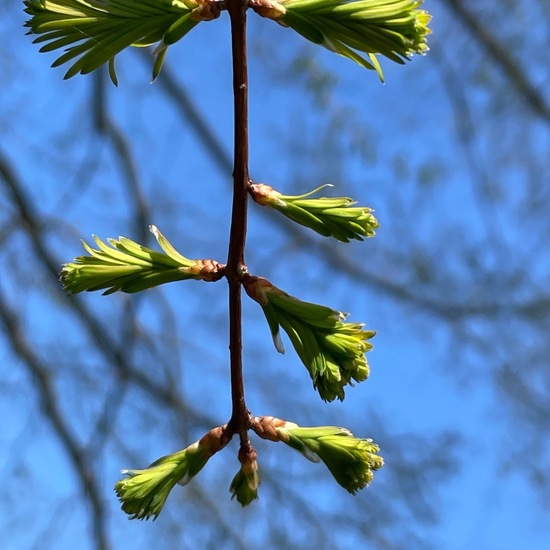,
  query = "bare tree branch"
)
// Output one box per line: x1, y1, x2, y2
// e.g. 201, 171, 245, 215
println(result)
442, 0, 550, 123
0, 292, 109, 550
92, 70, 151, 243
0, 147, 215, 430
